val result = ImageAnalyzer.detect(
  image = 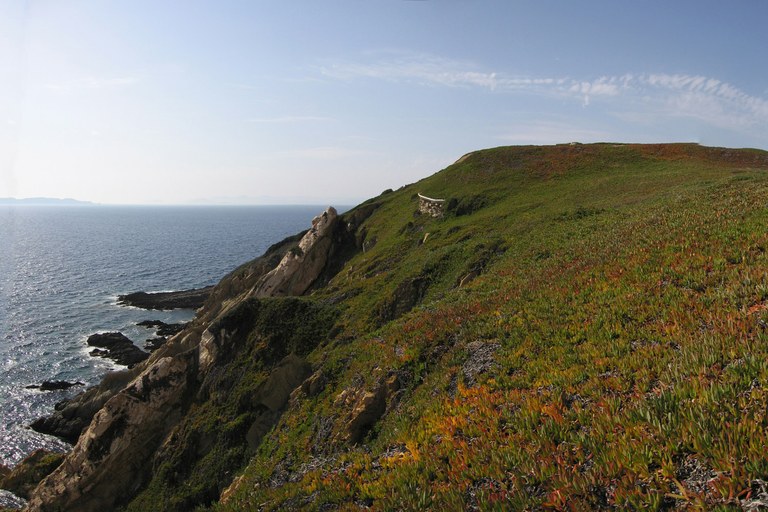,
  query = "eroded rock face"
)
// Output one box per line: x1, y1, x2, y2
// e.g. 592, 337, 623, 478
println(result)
253, 207, 338, 297
30, 370, 138, 444
26, 352, 198, 512
334, 370, 401, 444
245, 354, 312, 450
